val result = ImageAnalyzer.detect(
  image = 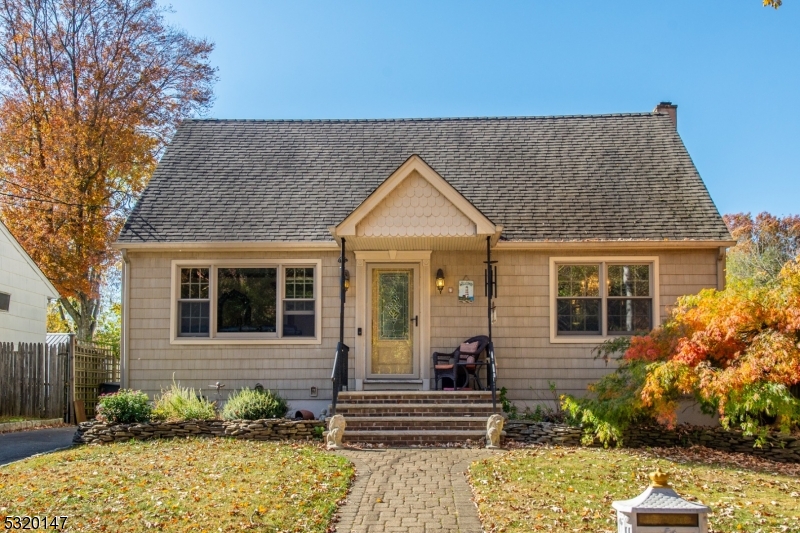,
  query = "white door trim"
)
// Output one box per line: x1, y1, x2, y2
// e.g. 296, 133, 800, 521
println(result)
354, 251, 431, 390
